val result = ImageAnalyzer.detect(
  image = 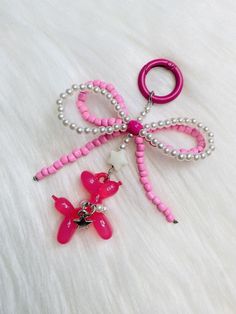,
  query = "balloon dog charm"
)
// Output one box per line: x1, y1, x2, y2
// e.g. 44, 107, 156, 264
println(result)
34, 58, 215, 234
52, 171, 122, 244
